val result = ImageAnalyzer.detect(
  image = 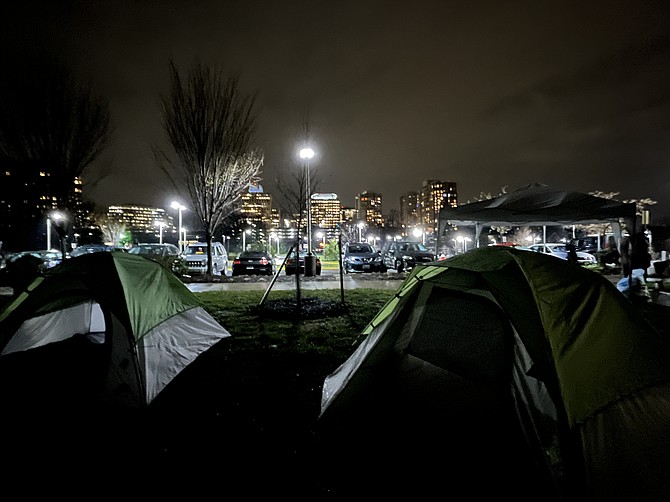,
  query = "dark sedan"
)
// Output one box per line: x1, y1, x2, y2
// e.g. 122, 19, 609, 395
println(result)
284, 252, 322, 276
232, 250, 275, 276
